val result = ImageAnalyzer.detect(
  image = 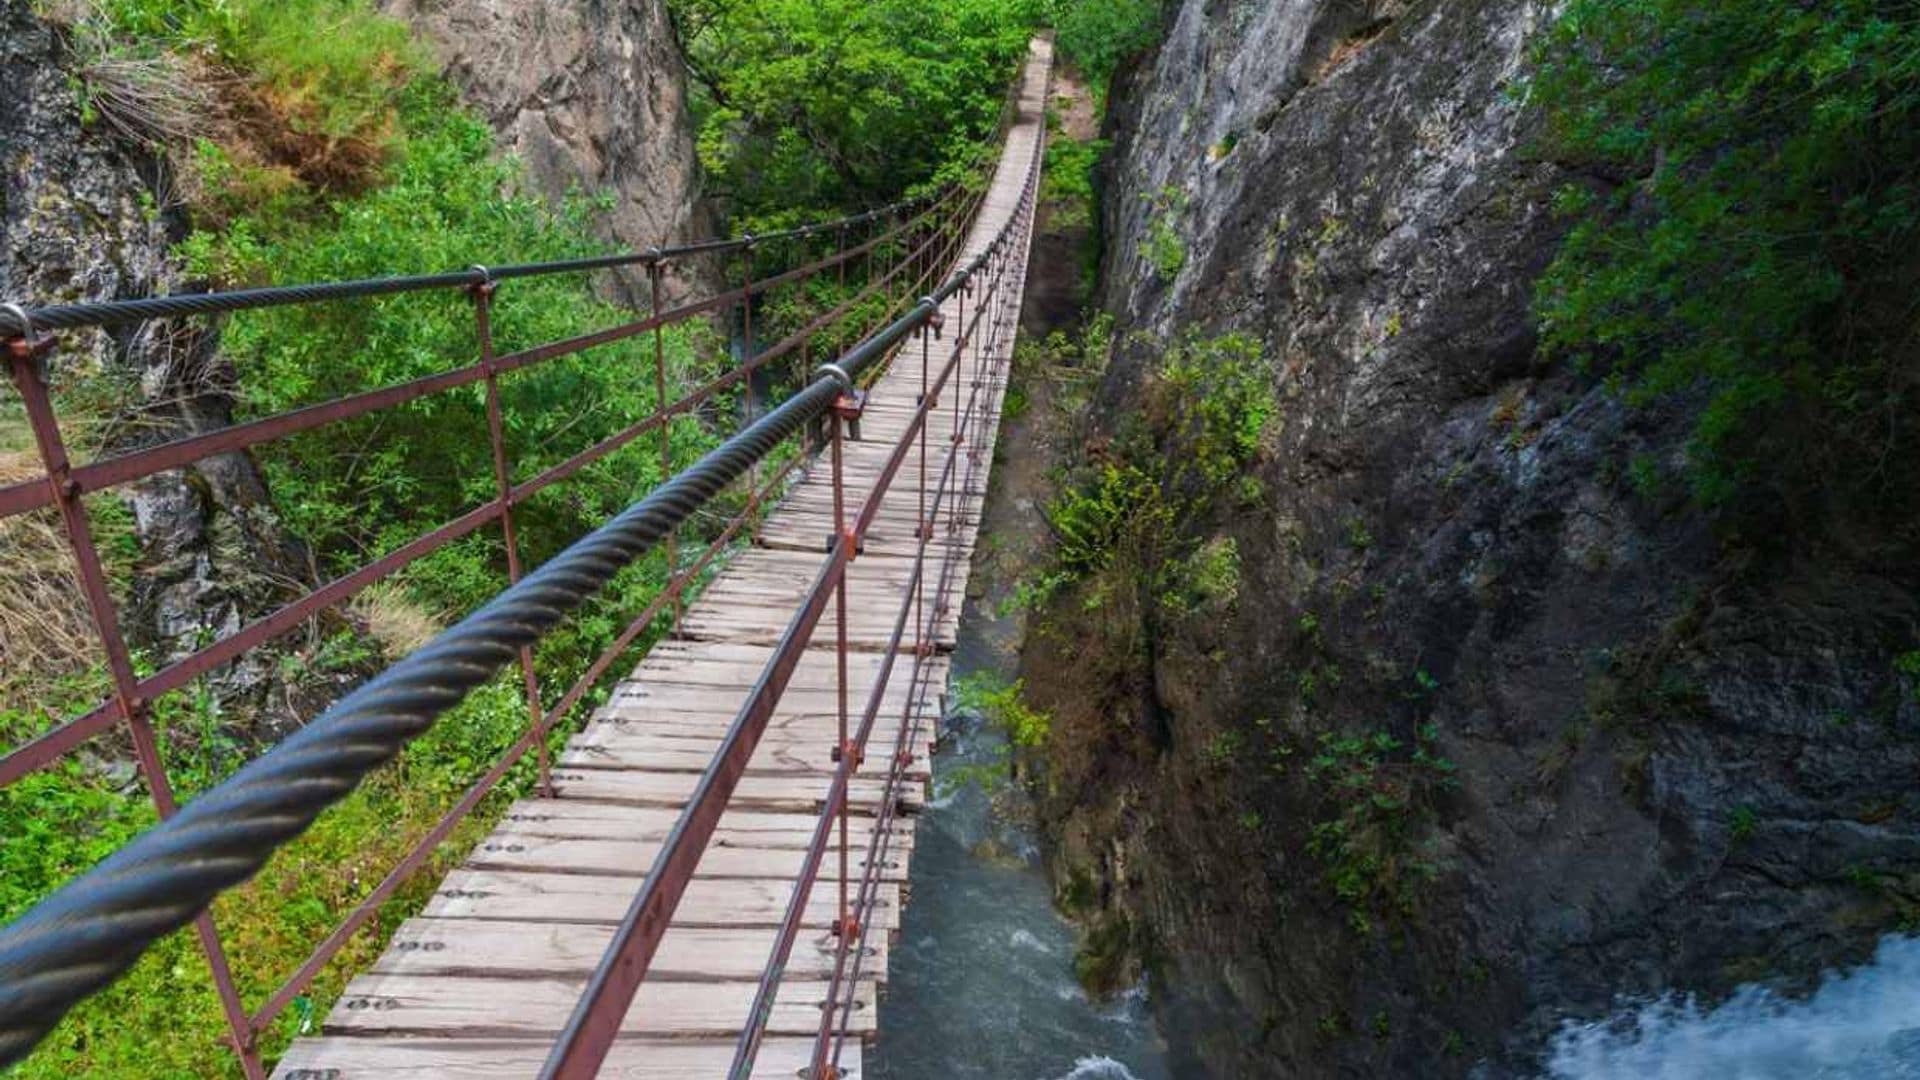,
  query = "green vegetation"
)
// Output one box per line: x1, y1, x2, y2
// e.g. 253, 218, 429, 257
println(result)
1042, 0, 1162, 102
1306, 723, 1457, 931
2, 673, 533, 1076
1897, 650, 1920, 704
956, 672, 1053, 748
1040, 120, 1107, 230
1531, 0, 1920, 509
668, 0, 1036, 224
1729, 803, 1758, 842
5, 0, 975, 1073
1144, 184, 1188, 280
1043, 330, 1267, 596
